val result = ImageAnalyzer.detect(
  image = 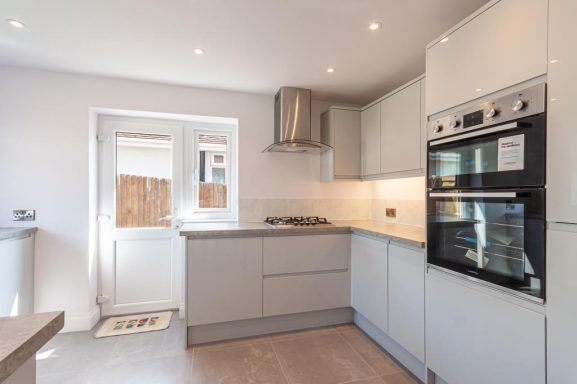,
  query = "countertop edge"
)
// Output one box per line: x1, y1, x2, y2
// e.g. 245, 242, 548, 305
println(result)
0, 227, 38, 242
0, 311, 64, 382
